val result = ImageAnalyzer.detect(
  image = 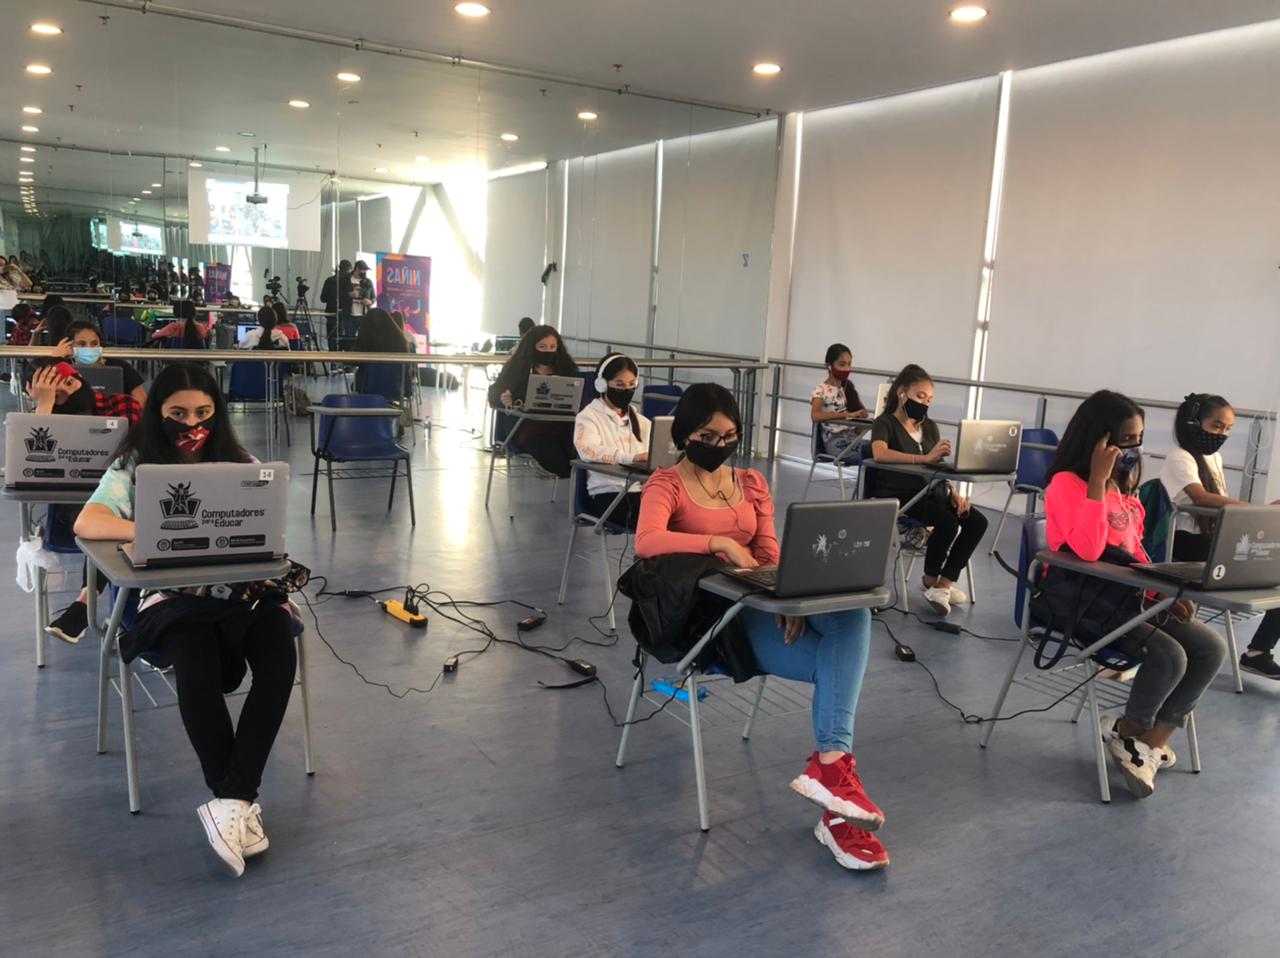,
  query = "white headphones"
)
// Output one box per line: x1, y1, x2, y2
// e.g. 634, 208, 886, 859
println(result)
595, 353, 640, 397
